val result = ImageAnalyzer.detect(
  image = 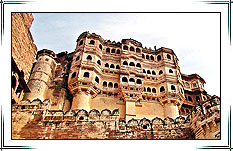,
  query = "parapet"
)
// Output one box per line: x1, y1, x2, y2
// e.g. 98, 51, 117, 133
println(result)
36, 49, 56, 59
